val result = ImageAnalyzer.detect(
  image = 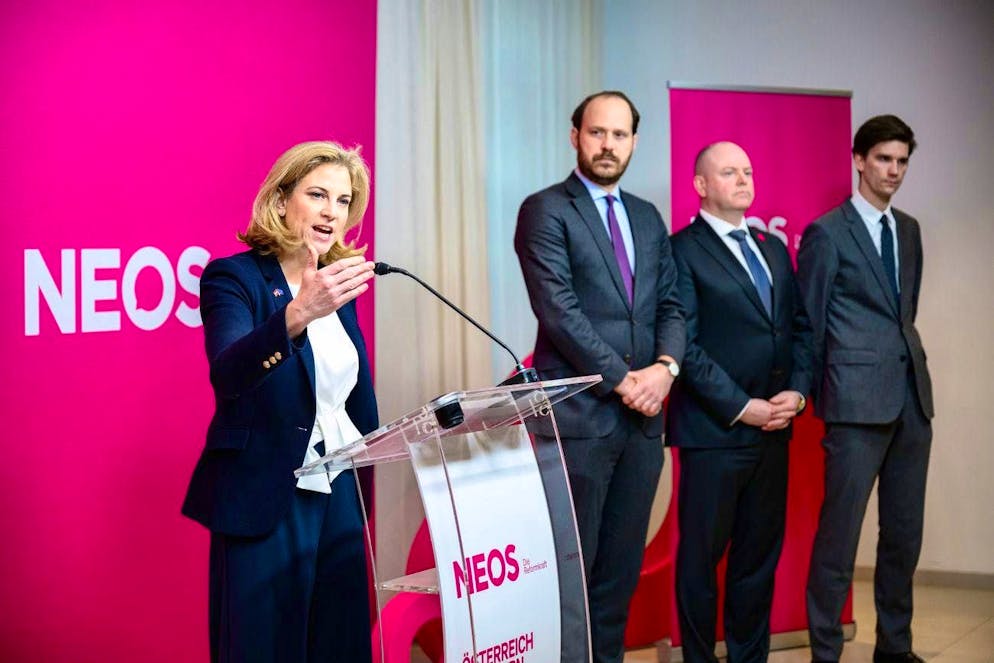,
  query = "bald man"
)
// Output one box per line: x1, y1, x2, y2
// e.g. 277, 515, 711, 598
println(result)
667, 142, 812, 663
